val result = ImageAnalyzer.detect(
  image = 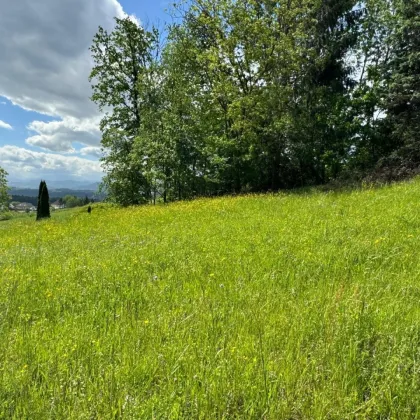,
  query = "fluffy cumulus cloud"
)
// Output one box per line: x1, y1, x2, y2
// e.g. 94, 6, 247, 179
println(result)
80, 146, 103, 158
0, 145, 103, 181
0, 120, 13, 130
0, 0, 126, 118
26, 118, 102, 152
0, 0, 132, 170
